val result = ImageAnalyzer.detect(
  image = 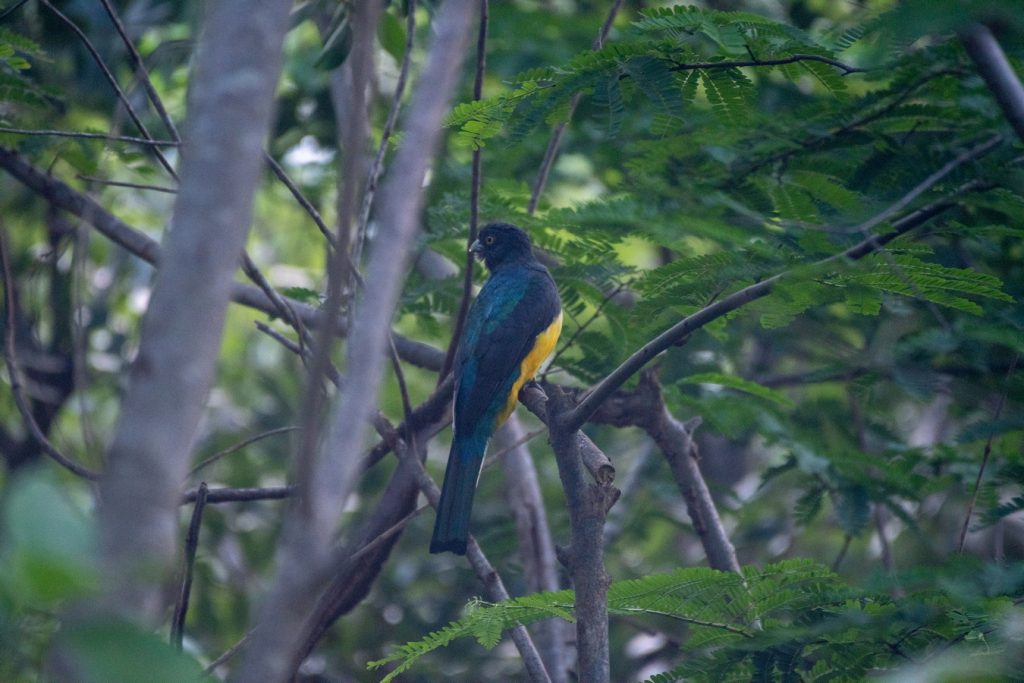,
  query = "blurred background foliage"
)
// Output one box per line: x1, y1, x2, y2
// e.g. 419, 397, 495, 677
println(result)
0, 0, 1022, 681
